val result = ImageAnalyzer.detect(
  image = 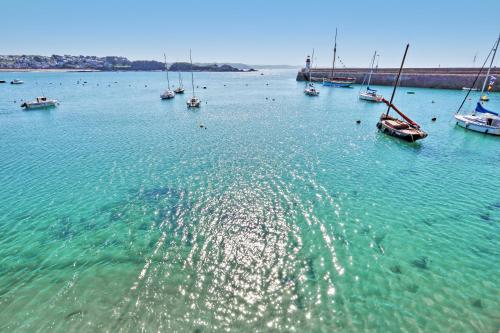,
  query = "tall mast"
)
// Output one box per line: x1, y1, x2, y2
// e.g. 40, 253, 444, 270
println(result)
178, 71, 183, 88
386, 44, 409, 116
190, 49, 195, 97
480, 34, 500, 95
164, 53, 170, 90
367, 50, 377, 88
310, 48, 315, 83
331, 28, 338, 78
